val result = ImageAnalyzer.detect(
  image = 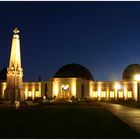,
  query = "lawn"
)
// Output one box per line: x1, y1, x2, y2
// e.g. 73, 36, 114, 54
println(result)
0, 102, 139, 138
115, 101, 140, 109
